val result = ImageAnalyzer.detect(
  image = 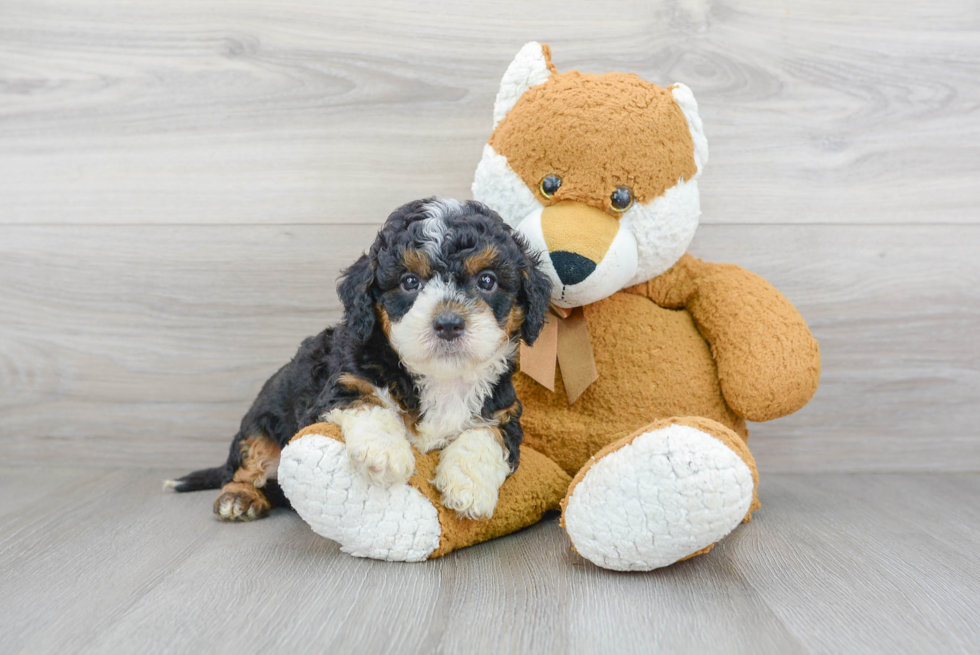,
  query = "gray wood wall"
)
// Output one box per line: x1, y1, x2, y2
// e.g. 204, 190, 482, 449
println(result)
2, 0, 978, 472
